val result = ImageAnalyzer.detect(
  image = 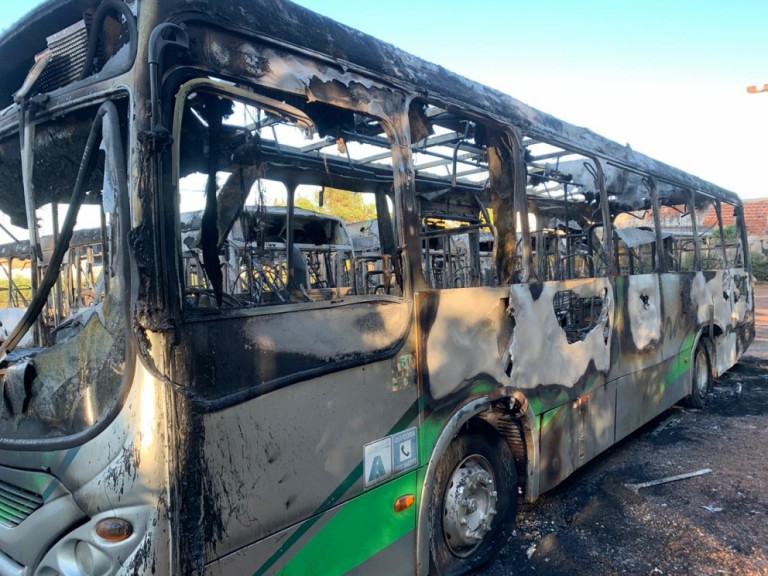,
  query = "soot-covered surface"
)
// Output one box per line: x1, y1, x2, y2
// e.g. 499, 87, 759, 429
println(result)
478, 285, 768, 576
